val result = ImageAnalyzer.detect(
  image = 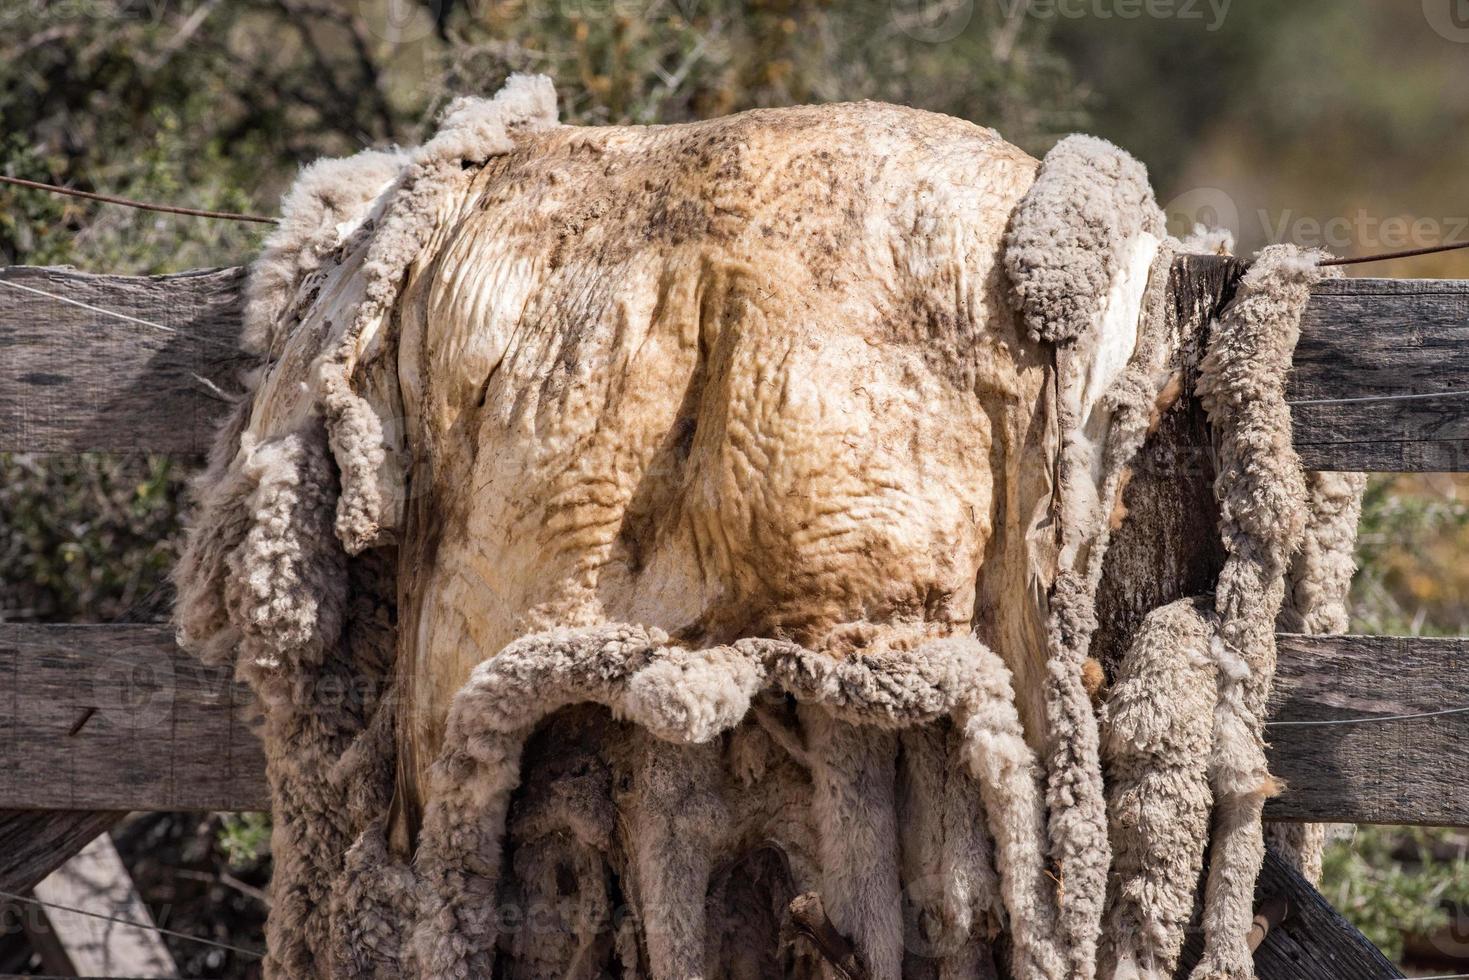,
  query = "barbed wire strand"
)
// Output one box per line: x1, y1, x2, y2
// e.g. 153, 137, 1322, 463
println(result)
0, 887, 263, 959
0, 173, 276, 224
